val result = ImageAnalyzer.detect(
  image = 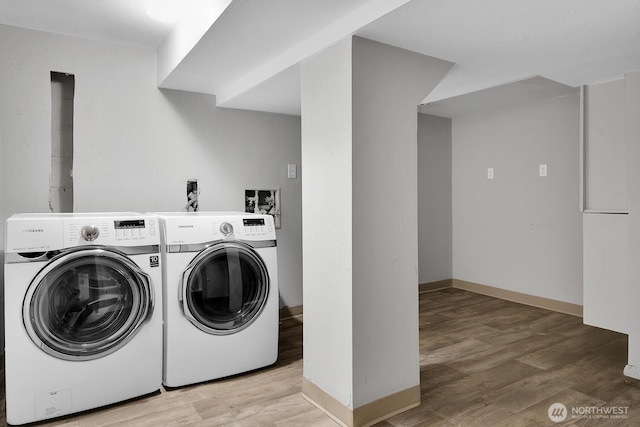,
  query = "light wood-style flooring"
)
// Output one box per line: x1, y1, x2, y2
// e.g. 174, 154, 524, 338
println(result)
1, 288, 638, 426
